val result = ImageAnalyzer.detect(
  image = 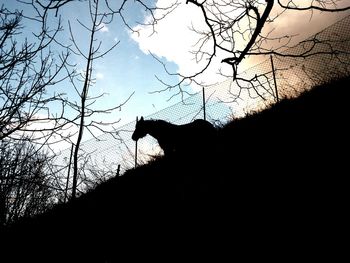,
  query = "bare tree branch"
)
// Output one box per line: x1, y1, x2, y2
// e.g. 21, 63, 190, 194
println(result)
0, 4, 74, 144
153, 0, 350, 100
277, 0, 350, 12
